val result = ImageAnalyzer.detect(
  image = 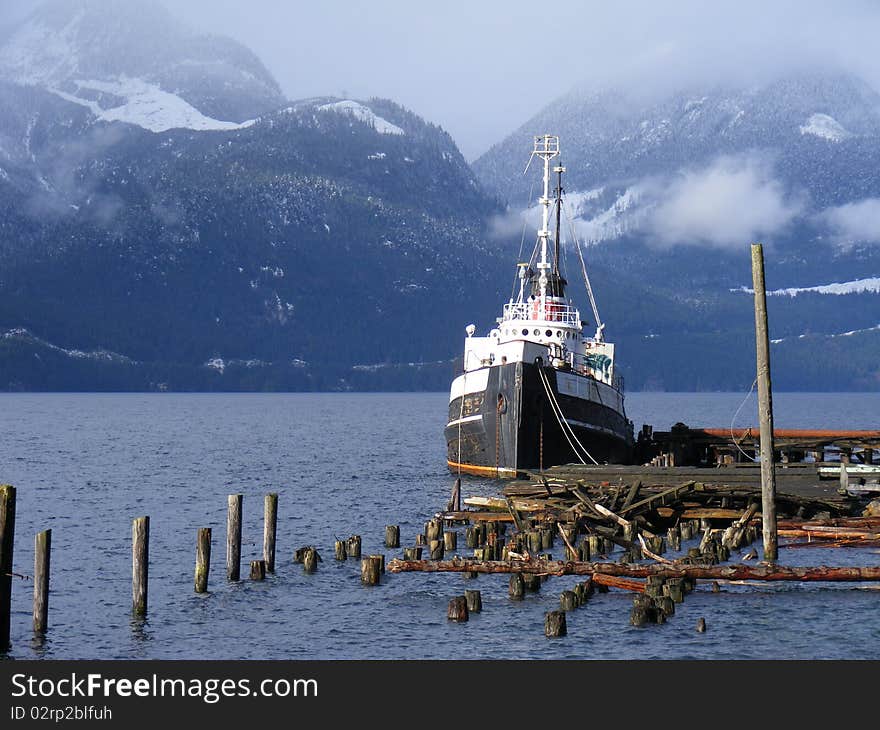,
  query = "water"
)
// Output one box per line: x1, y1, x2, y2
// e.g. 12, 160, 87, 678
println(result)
1, 391, 879, 660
